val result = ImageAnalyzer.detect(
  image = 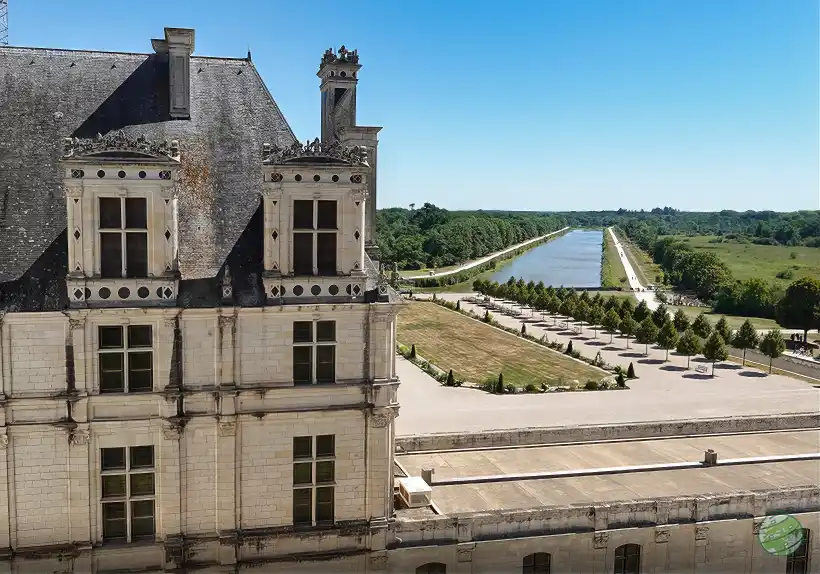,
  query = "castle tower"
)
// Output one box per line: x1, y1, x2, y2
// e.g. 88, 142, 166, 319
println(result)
318, 47, 382, 254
